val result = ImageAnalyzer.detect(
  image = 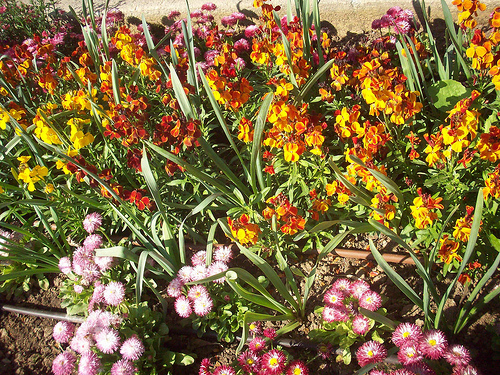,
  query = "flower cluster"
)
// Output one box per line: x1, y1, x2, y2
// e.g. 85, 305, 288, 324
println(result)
52, 310, 145, 375
322, 278, 382, 329
359, 323, 479, 374
371, 7, 420, 35
167, 245, 234, 318
199, 330, 309, 375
